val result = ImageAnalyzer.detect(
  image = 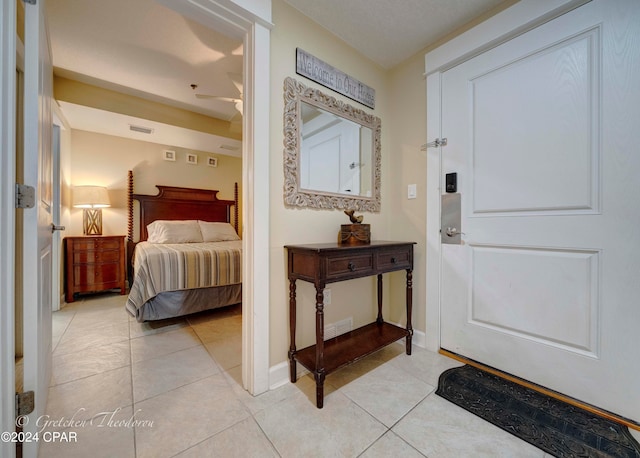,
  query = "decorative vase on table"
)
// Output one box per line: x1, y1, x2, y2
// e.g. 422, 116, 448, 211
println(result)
339, 210, 370, 245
